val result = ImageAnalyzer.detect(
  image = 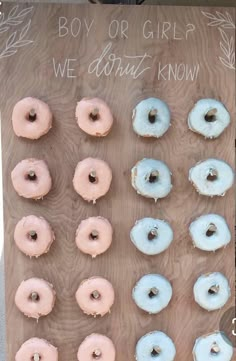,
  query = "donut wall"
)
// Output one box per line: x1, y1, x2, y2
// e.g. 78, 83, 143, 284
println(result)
0, 2, 235, 361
